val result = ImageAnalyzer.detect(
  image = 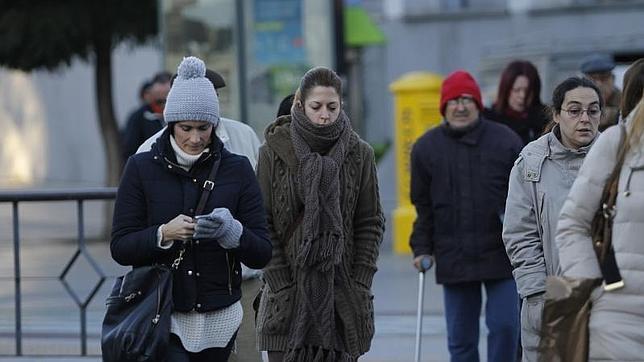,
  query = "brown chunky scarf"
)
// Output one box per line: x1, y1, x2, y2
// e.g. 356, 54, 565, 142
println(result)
285, 105, 355, 361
